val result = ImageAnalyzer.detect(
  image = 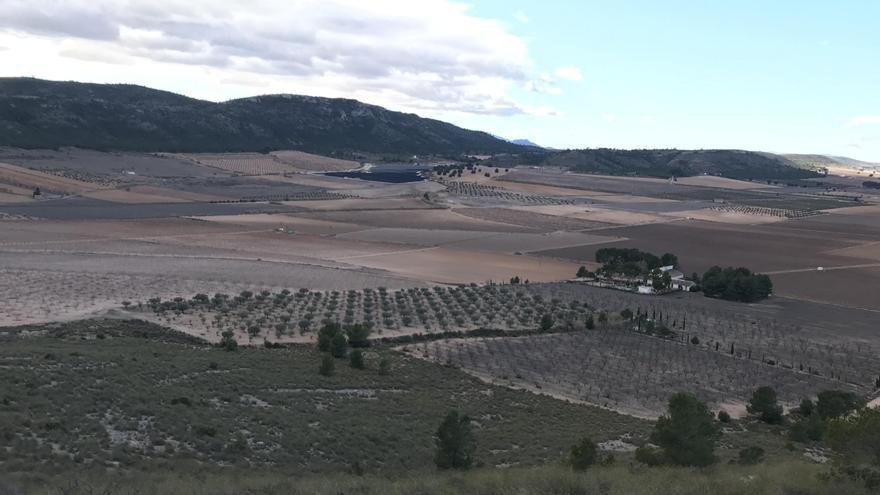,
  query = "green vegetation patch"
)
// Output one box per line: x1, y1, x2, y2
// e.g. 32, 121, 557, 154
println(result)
0, 319, 647, 481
